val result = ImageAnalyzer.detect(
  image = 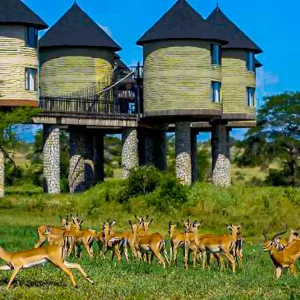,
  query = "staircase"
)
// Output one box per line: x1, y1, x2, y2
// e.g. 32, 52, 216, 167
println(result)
39, 63, 143, 120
